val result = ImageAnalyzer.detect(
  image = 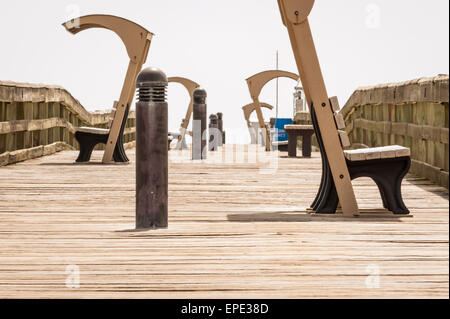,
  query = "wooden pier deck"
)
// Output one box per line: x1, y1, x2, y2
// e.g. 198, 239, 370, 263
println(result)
0, 145, 448, 299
